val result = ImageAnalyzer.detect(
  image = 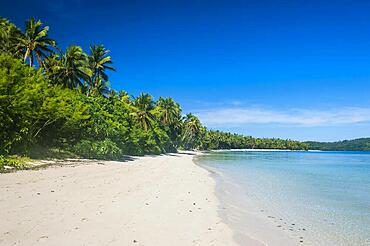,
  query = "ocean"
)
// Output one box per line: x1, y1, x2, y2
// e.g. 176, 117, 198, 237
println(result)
197, 150, 370, 245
